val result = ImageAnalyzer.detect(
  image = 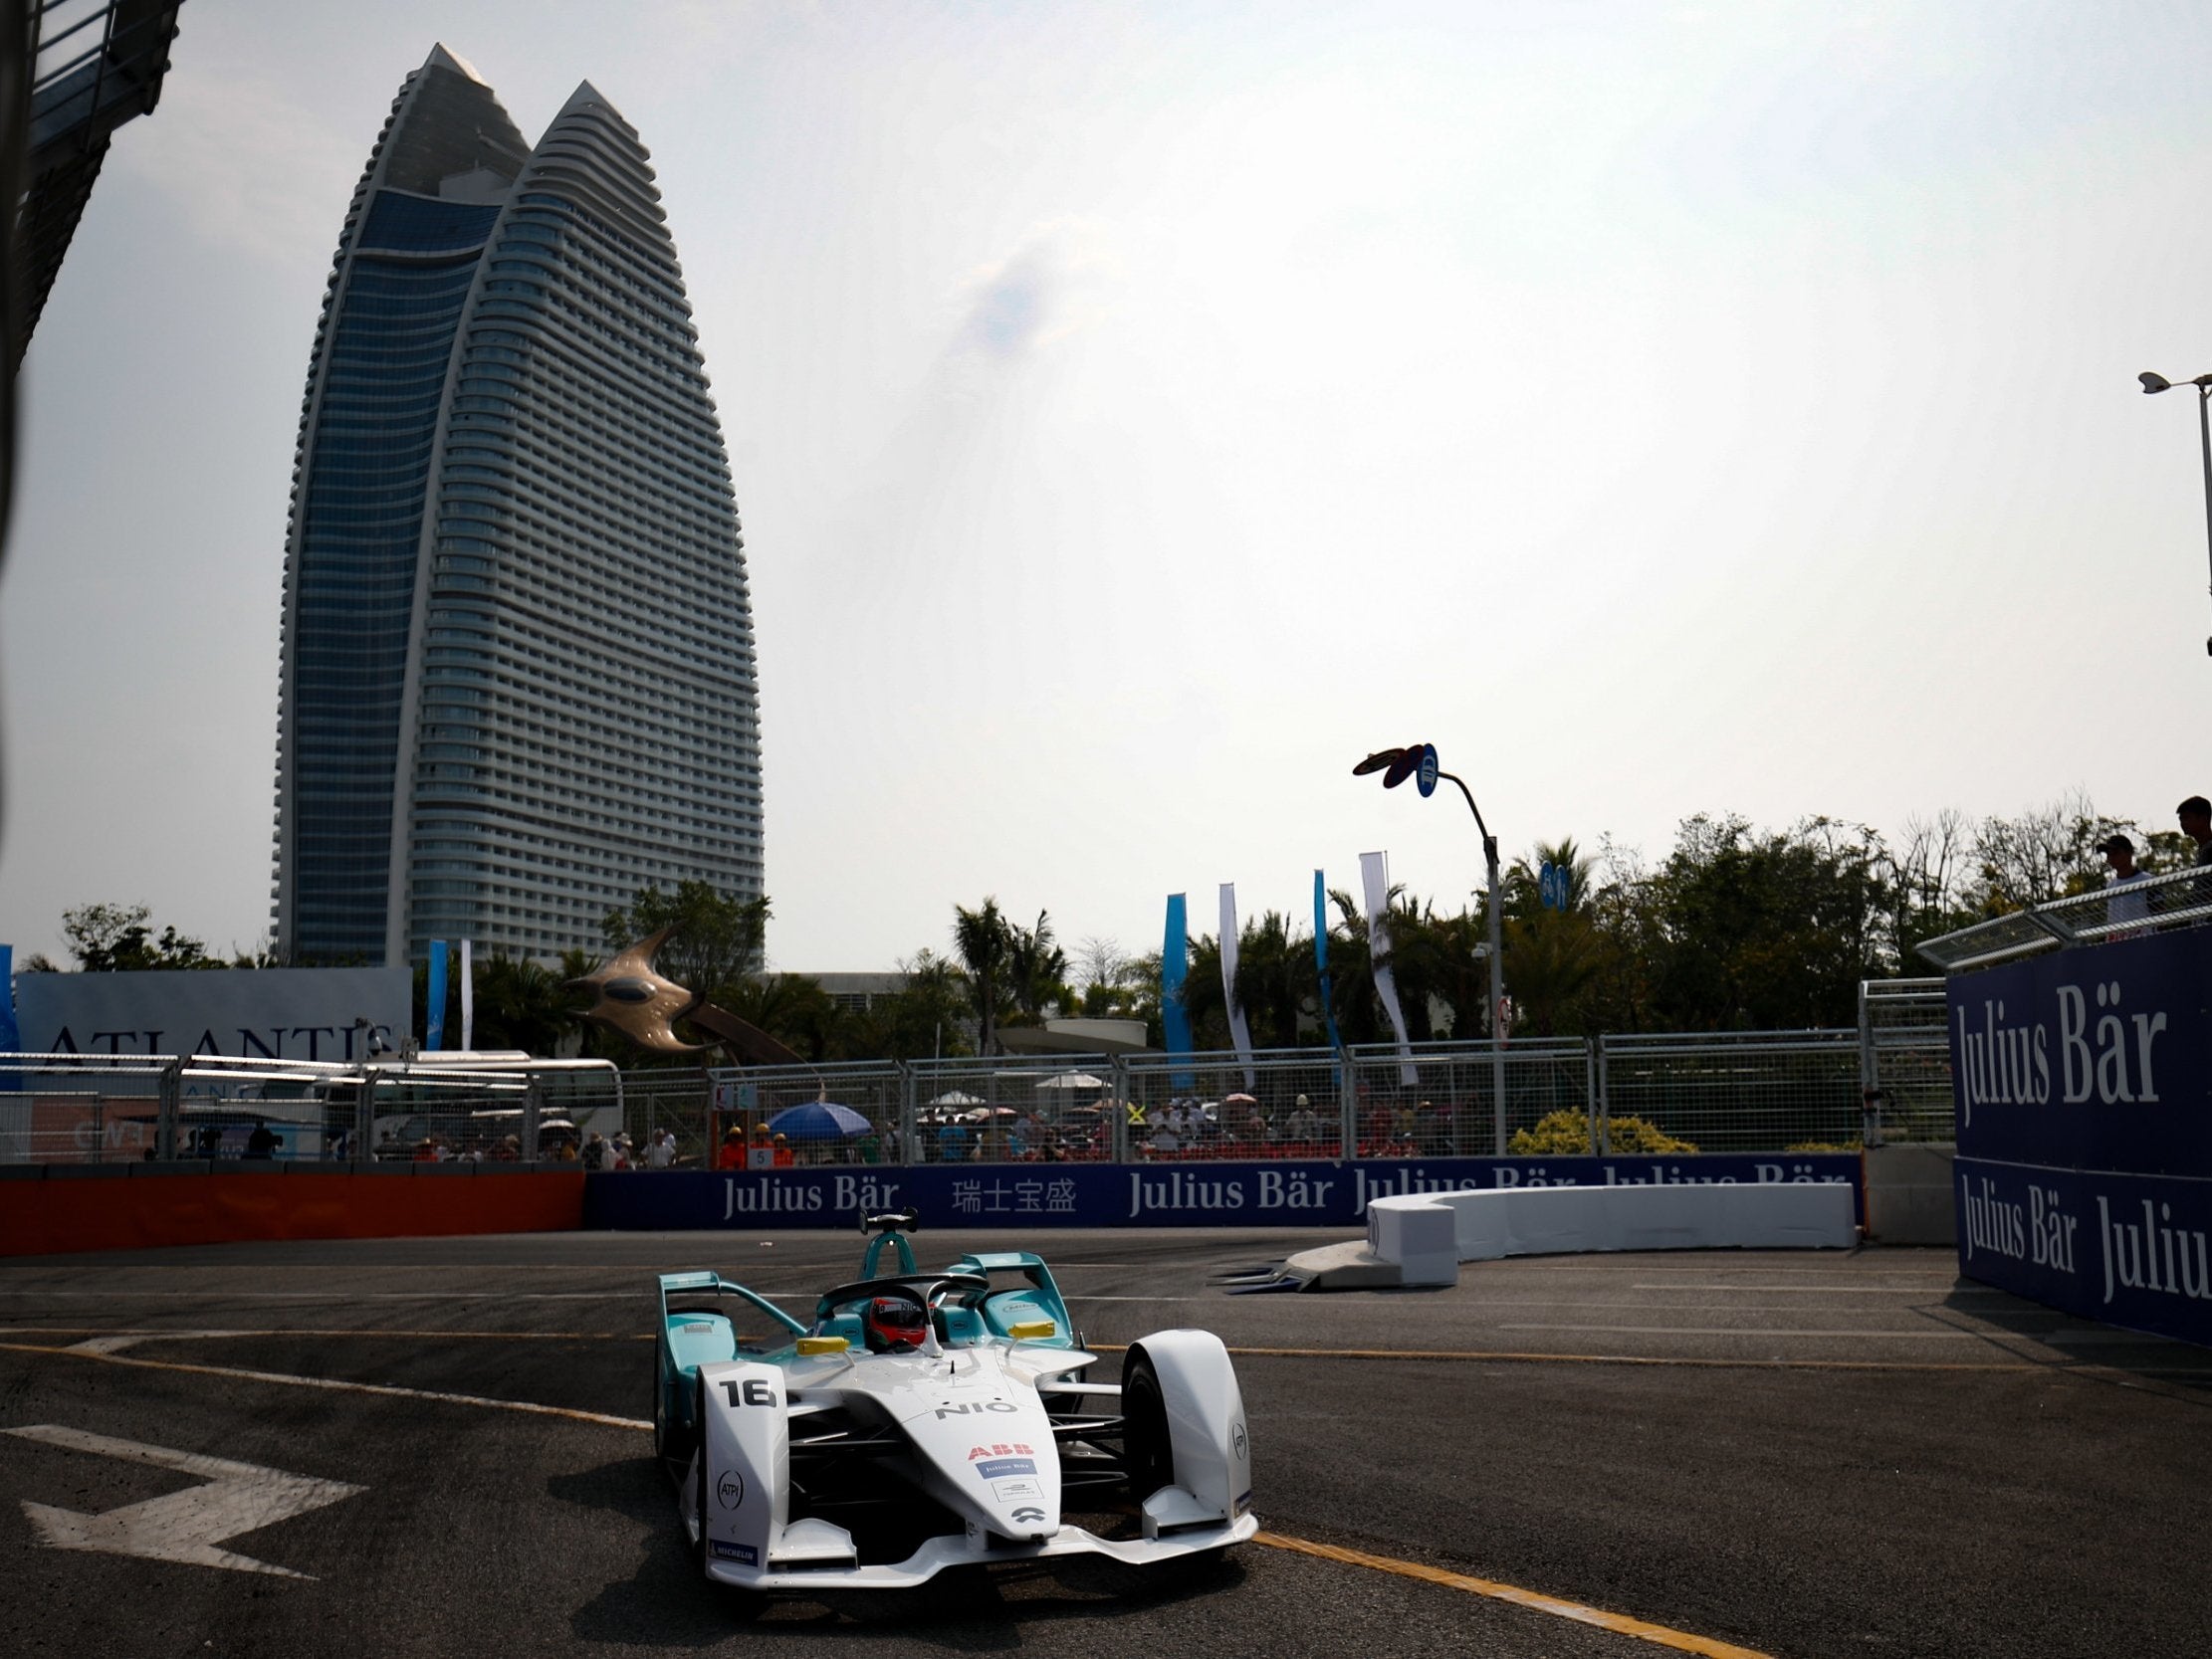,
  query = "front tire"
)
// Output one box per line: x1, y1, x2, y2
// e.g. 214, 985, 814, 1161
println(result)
1121, 1345, 1175, 1501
